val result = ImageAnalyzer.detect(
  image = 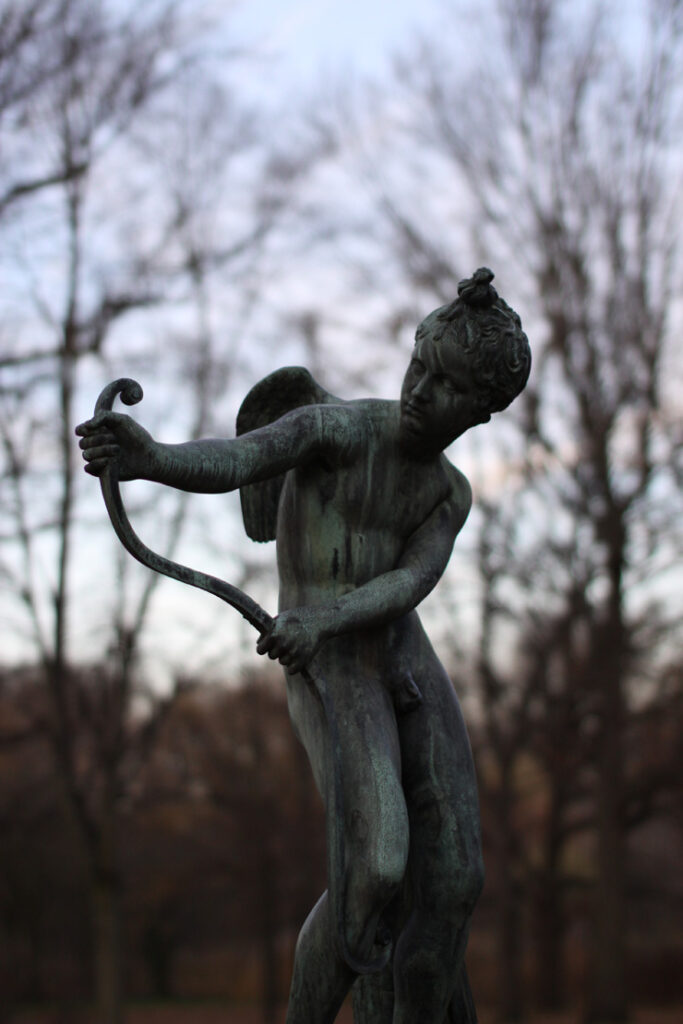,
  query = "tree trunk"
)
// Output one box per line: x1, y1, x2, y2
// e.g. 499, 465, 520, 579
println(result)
500, 869, 523, 1023
535, 782, 565, 1010
497, 772, 523, 1023
534, 870, 563, 1010
586, 552, 627, 1023
91, 864, 124, 1024
259, 847, 279, 1024
142, 919, 174, 998
586, 671, 627, 1022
